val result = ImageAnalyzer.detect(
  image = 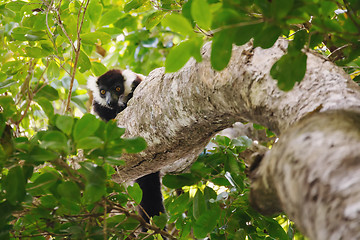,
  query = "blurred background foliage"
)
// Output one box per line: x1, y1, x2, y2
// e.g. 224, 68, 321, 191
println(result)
0, 0, 359, 239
